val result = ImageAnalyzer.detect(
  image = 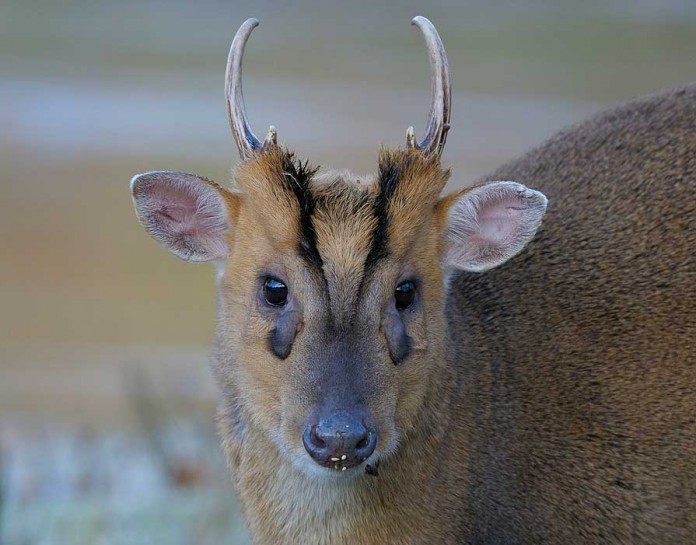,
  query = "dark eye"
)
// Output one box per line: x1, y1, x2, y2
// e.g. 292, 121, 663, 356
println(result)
264, 277, 288, 307
394, 280, 416, 311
